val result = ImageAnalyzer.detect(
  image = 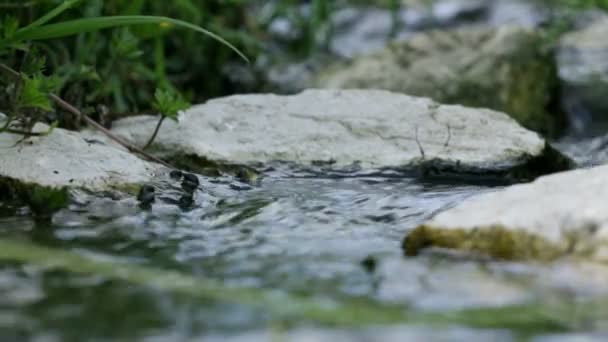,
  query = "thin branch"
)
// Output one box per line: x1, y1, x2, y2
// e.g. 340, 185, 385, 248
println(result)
443, 123, 451, 148
0, 63, 175, 169
49, 94, 174, 169
414, 125, 425, 159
